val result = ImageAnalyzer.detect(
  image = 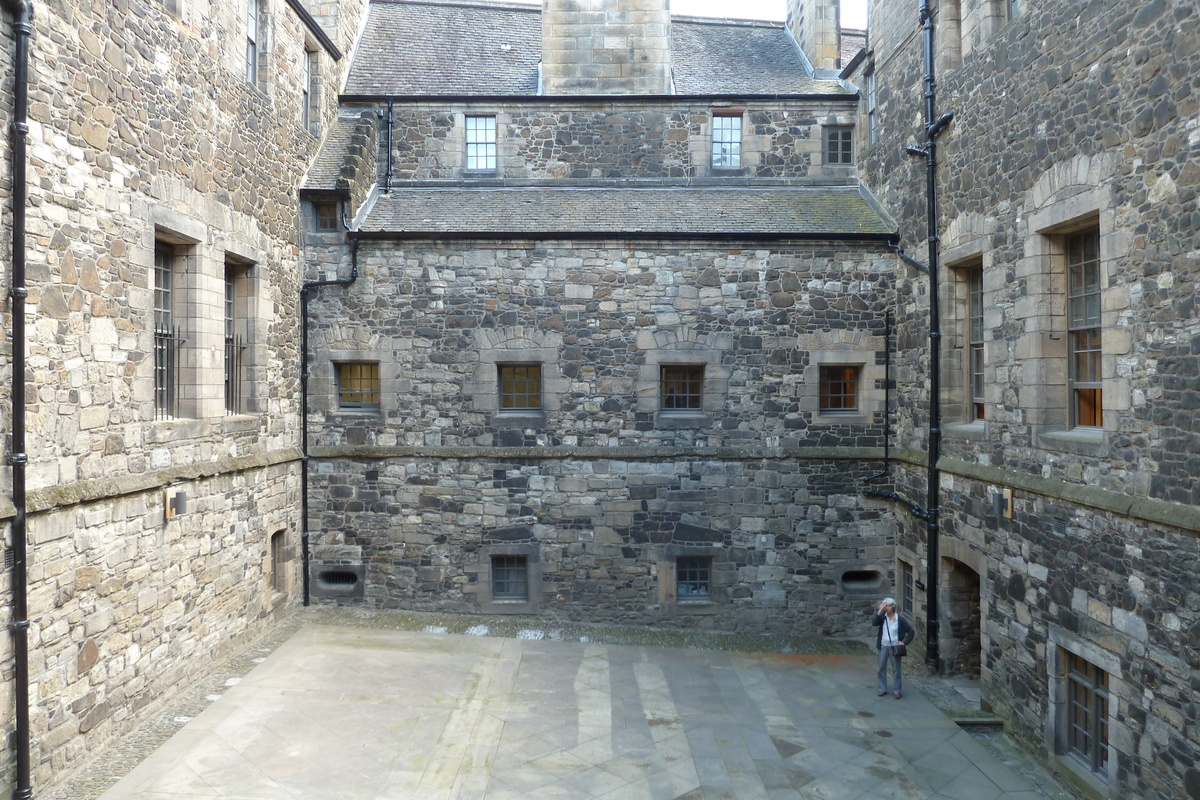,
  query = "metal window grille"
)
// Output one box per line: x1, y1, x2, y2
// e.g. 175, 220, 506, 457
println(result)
1066, 652, 1109, 777
270, 531, 286, 593
224, 272, 246, 415
153, 245, 181, 419
819, 365, 859, 412
336, 362, 381, 411
246, 0, 258, 84
968, 268, 985, 420
465, 116, 497, 171
1067, 230, 1102, 428
824, 126, 854, 164
660, 365, 704, 410
712, 115, 741, 168
491, 555, 527, 601
154, 326, 182, 419
498, 363, 542, 410
676, 556, 711, 600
